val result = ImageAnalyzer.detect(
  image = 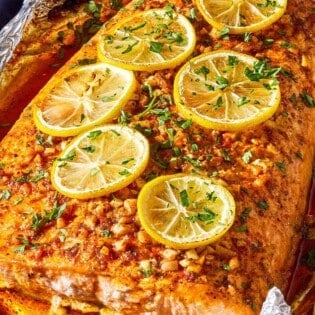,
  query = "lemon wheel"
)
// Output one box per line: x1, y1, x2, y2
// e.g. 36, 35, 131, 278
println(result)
195, 0, 287, 34
174, 50, 281, 131
137, 174, 235, 249
33, 63, 136, 137
51, 125, 150, 199
97, 8, 196, 71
